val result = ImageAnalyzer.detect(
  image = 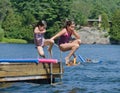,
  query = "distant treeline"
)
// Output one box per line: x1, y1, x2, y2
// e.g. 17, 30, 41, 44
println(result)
0, 0, 120, 44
